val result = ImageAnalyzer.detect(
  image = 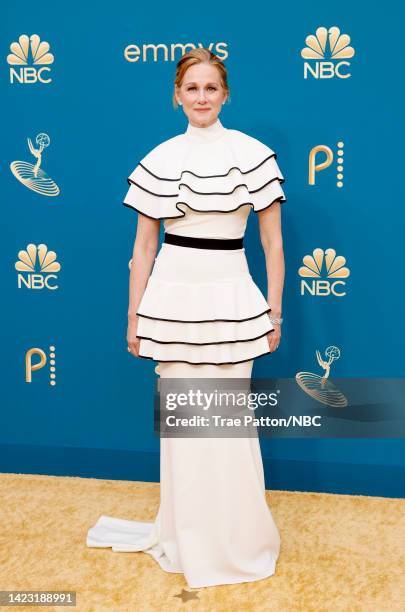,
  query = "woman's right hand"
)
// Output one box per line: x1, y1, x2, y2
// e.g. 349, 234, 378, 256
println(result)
127, 315, 141, 357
